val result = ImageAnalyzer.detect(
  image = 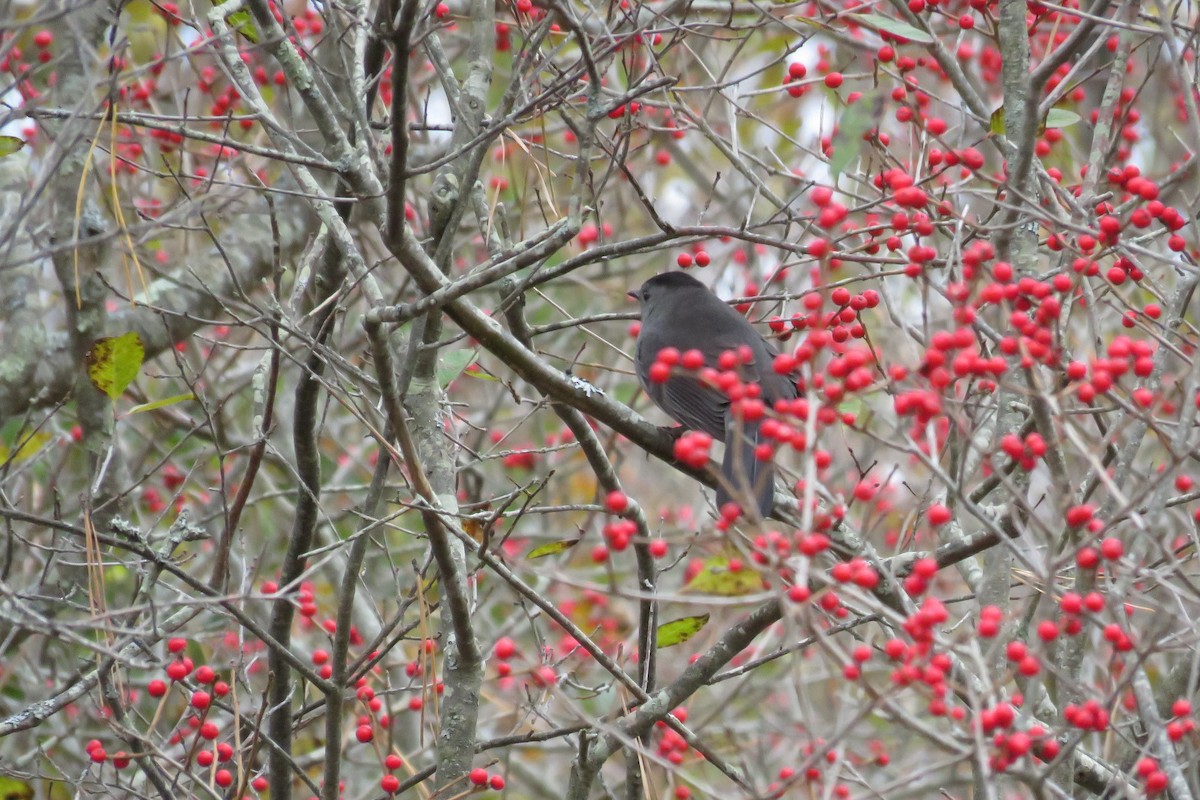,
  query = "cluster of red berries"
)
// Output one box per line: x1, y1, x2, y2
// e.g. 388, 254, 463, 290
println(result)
782, 60, 808, 97
378, 753, 406, 793
1065, 335, 1157, 404
672, 431, 714, 469
468, 767, 506, 790
900, 556, 939, 597
1062, 699, 1111, 732
984, 718, 1061, 772
675, 249, 711, 268
829, 556, 880, 590
85, 738, 131, 768
576, 221, 613, 246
